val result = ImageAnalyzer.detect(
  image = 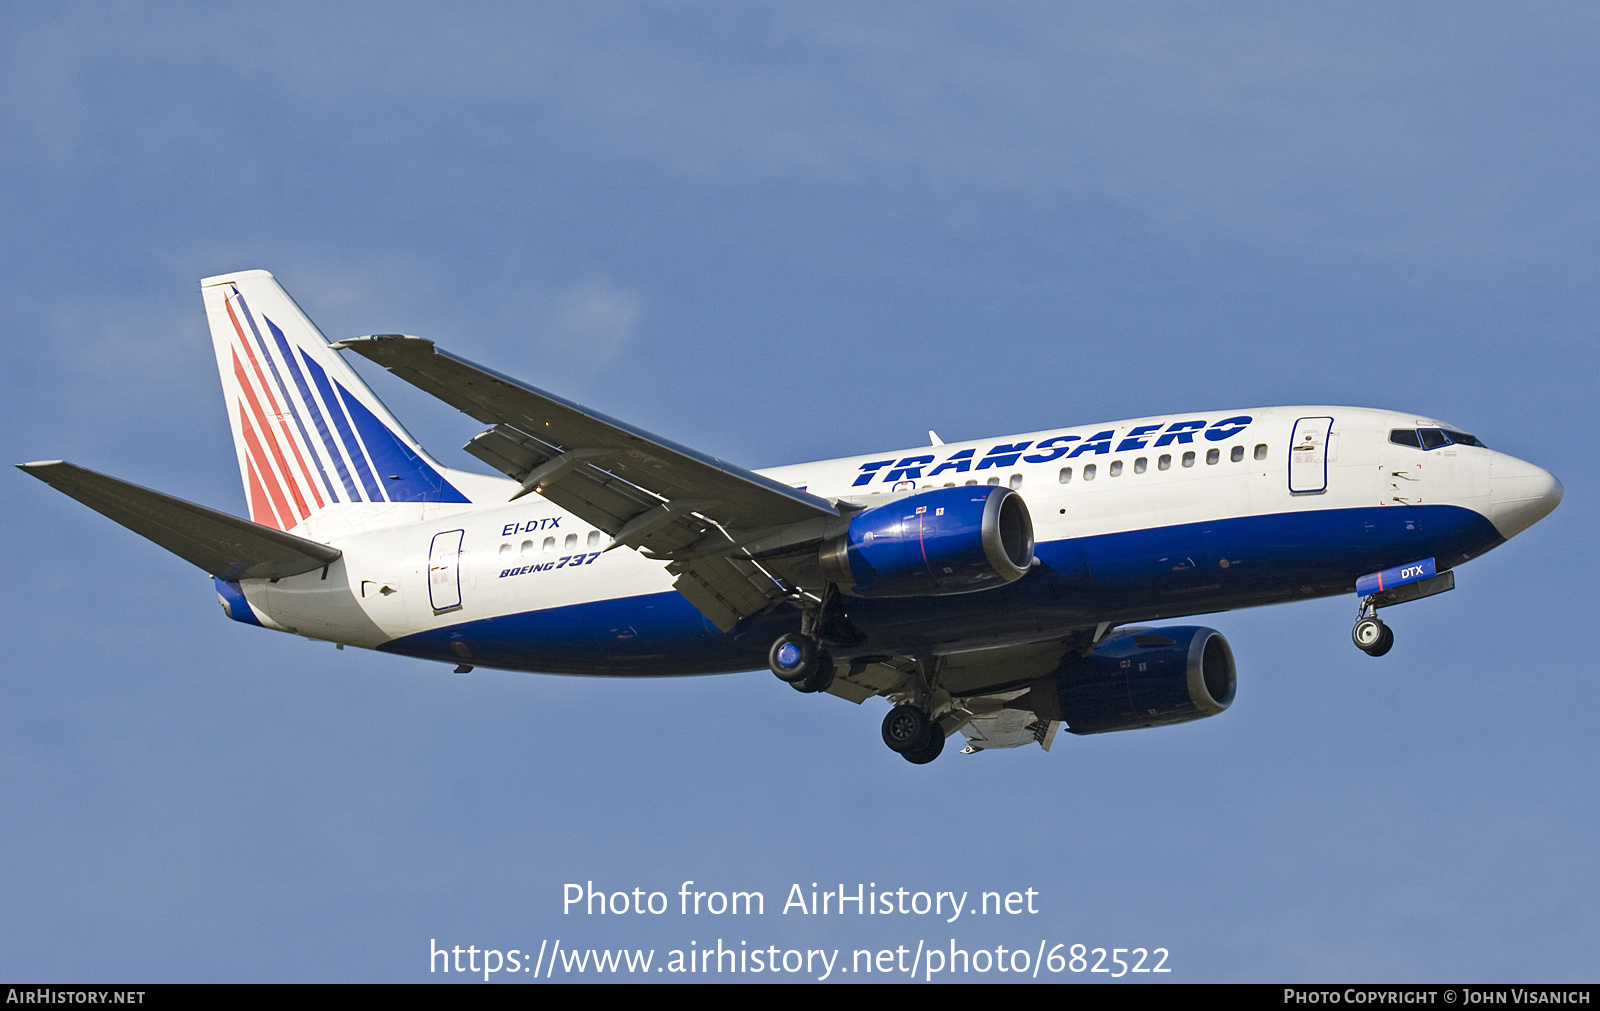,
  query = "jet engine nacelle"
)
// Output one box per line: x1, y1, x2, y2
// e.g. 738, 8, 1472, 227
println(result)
1026, 626, 1237, 735
818, 485, 1035, 598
